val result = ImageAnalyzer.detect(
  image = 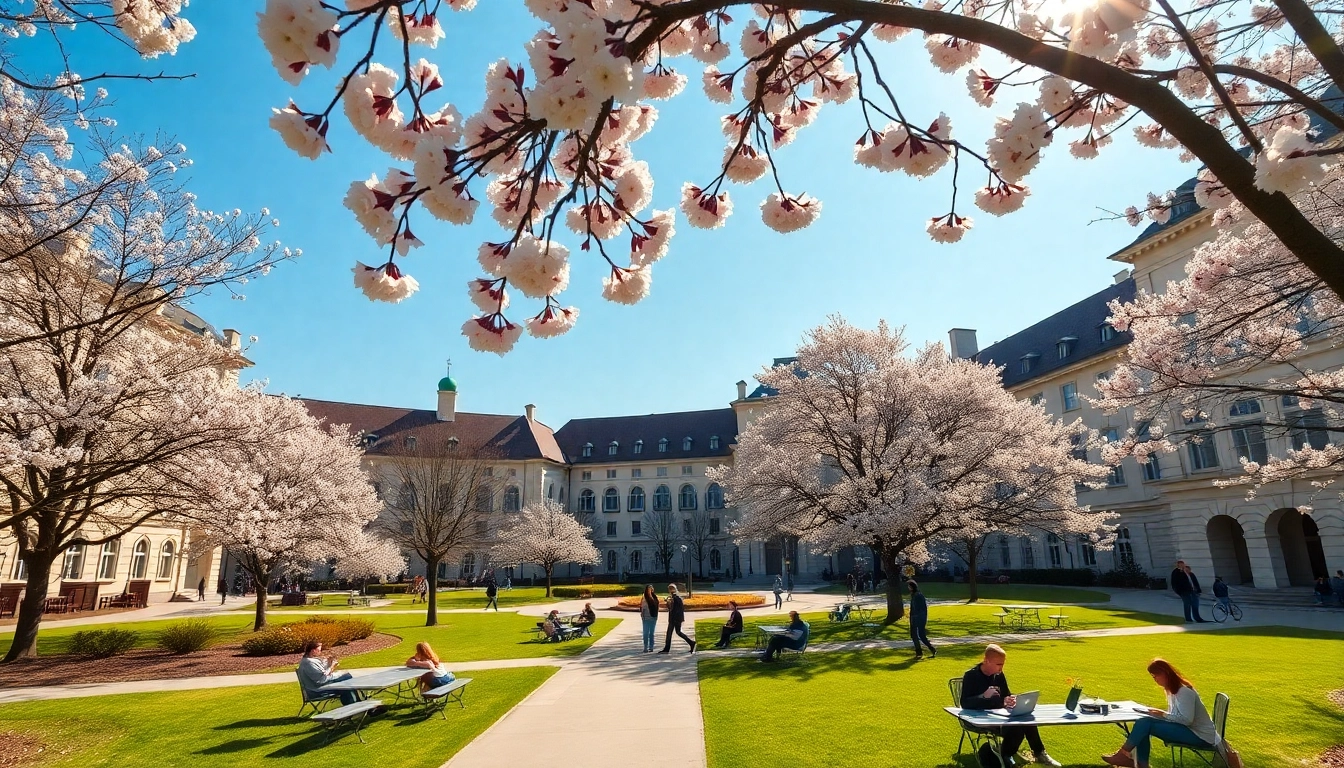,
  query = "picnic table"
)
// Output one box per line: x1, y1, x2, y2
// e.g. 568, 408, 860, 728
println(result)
347, 593, 372, 607
754, 624, 790, 650
837, 602, 876, 621
319, 667, 427, 706
995, 605, 1050, 630
946, 699, 1149, 765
